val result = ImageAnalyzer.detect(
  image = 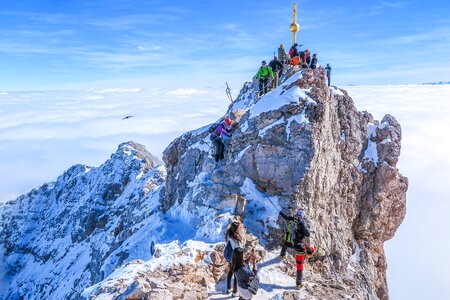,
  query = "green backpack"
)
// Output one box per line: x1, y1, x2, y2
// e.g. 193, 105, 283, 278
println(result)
284, 220, 297, 244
